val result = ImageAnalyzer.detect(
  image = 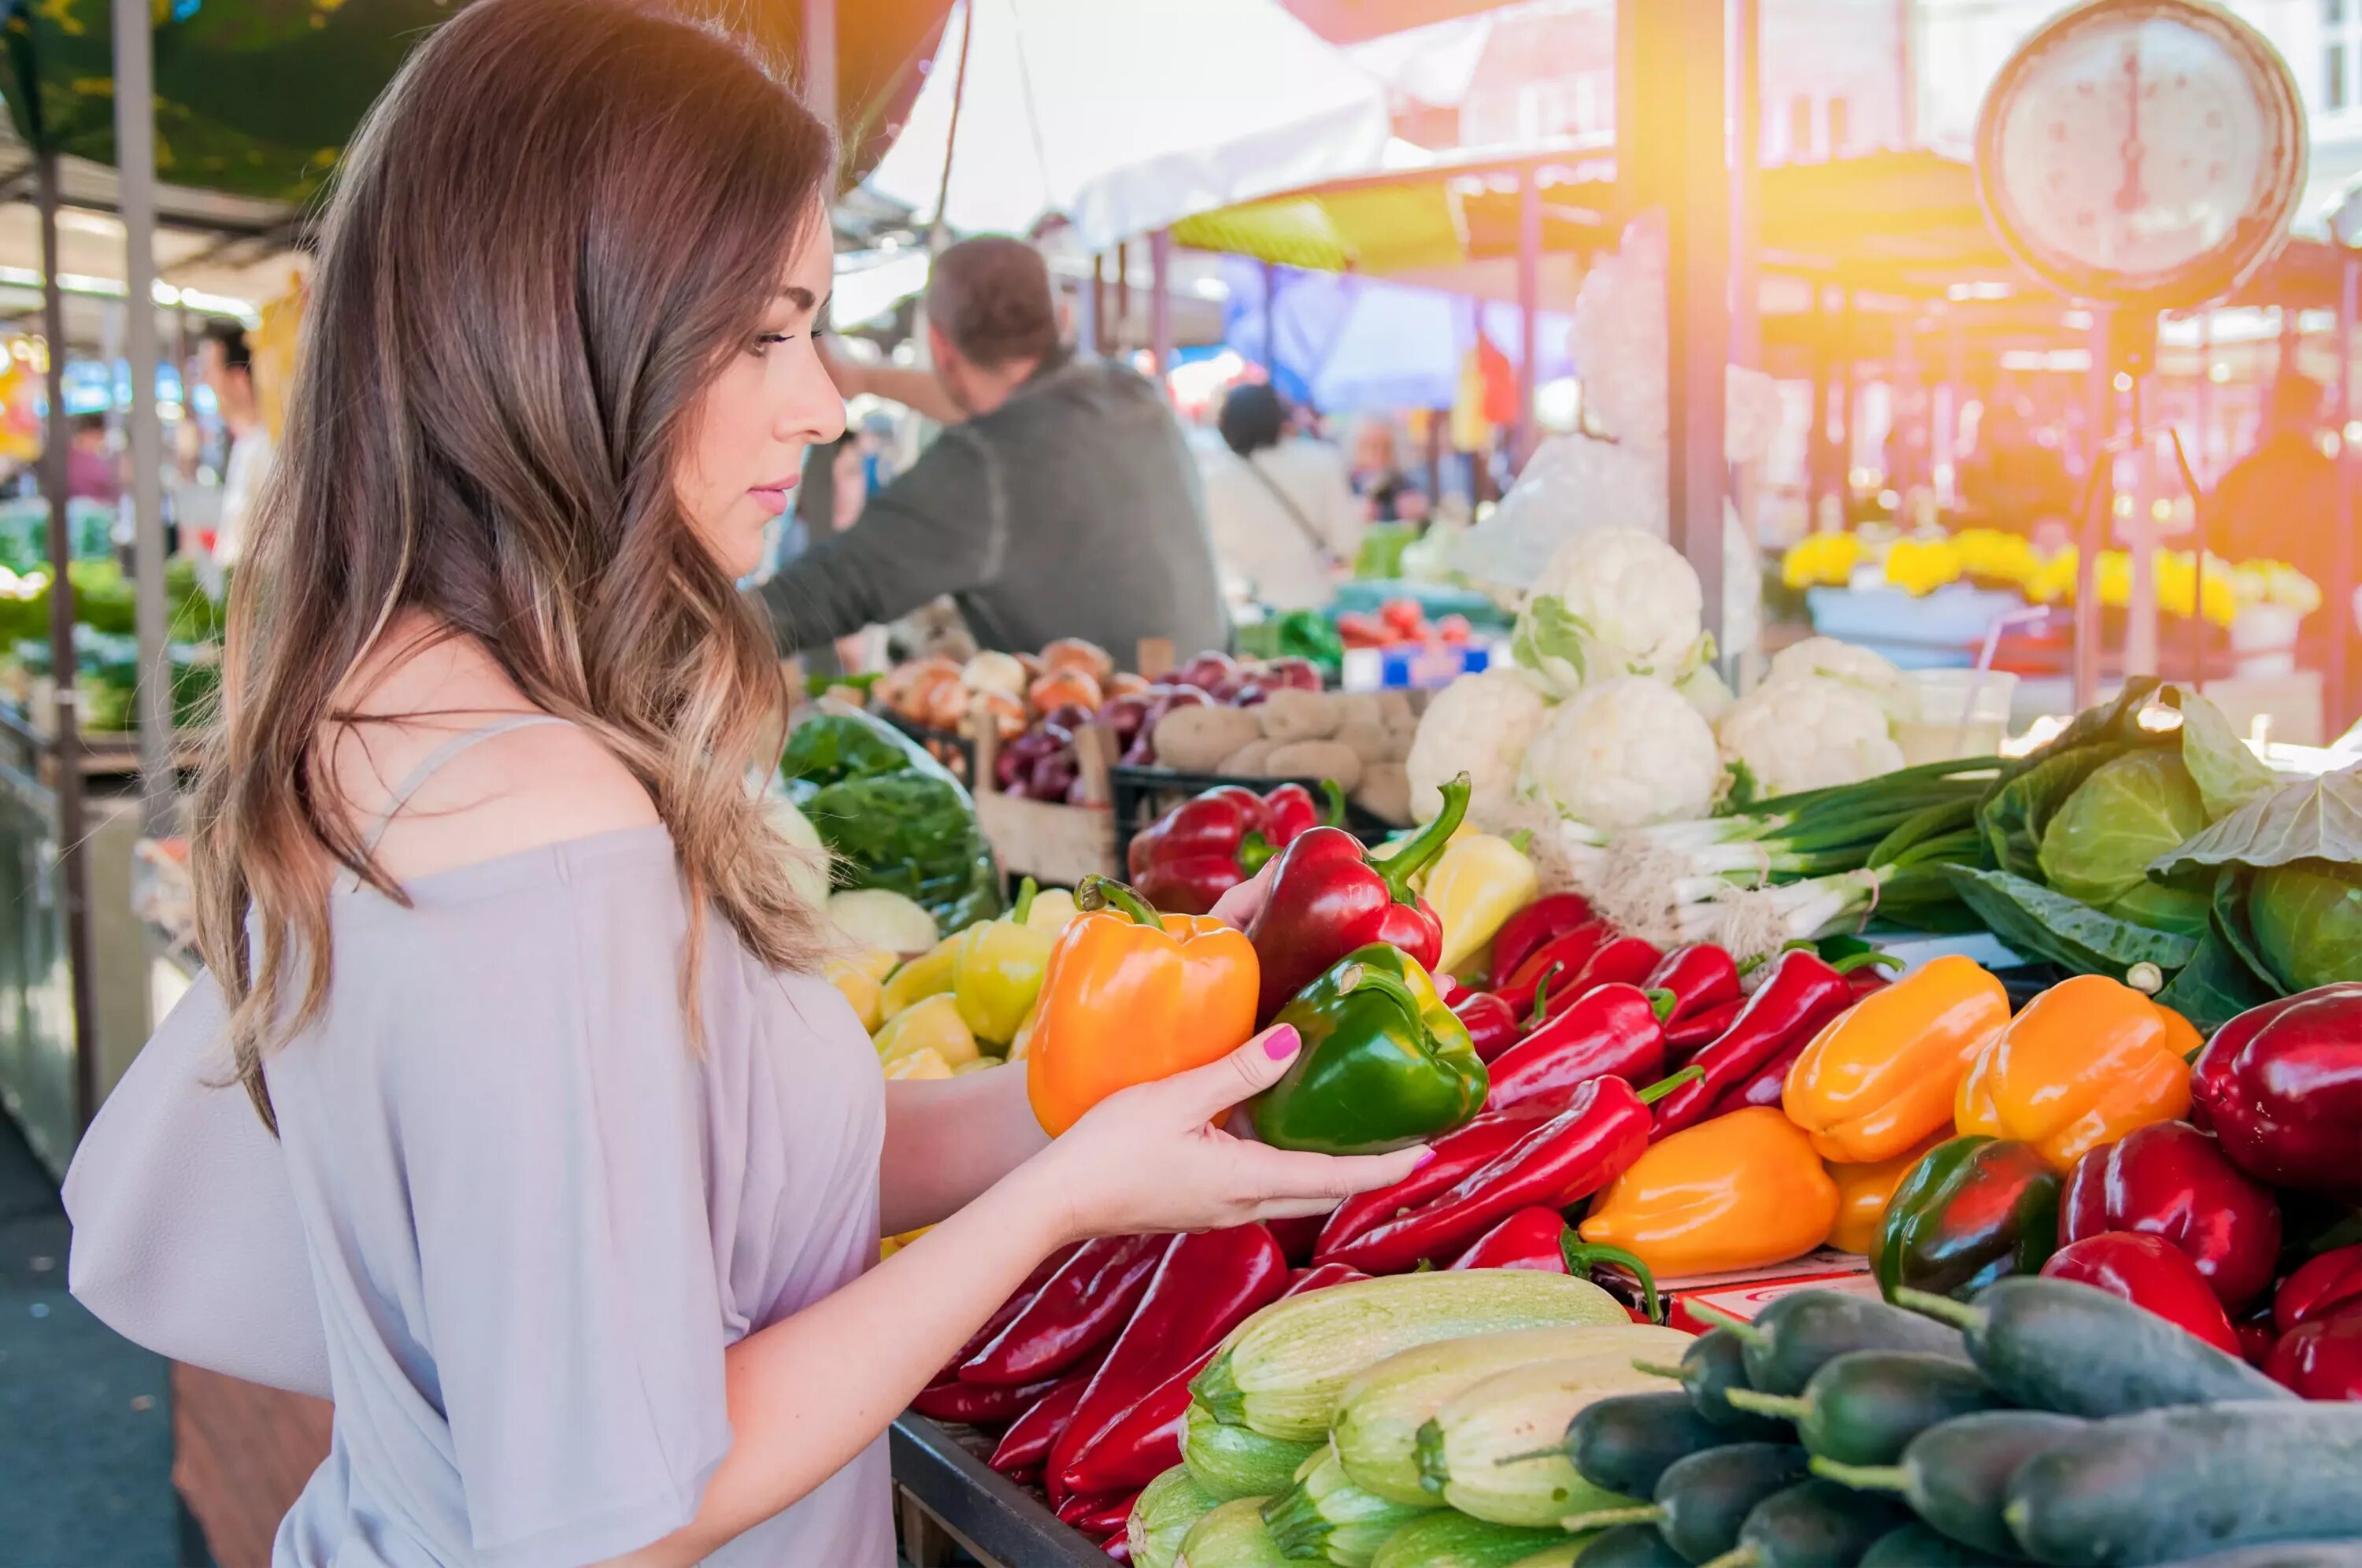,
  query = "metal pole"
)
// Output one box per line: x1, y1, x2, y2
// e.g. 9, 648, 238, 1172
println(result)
1089, 253, 1106, 356
115, 0, 169, 835
2074, 309, 2113, 712
2335, 260, 2357, 735
1516, 169, 1540, 468
1809, 283, 1833, 520
1148, 228, 1172, 393
1114, 240, 1130, 352
1261, 260, 1279, 373
802, 0, 839, 131
1731, 0, 1761, 368
35, 153, 99, 1134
